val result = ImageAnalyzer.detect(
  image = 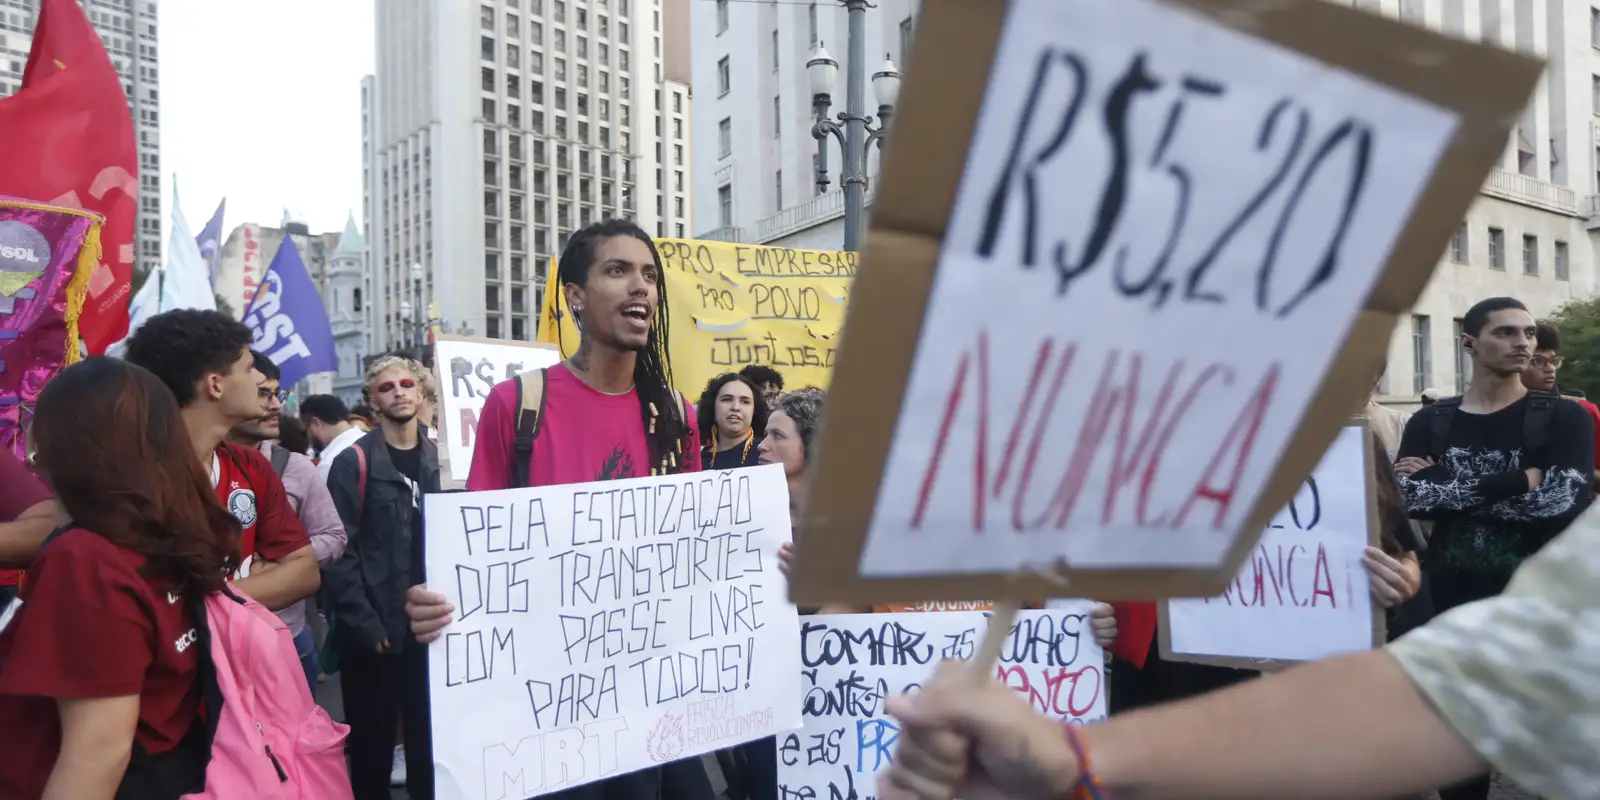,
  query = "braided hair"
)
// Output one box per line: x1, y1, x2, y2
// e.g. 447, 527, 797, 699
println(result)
557, 219, 691, 475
